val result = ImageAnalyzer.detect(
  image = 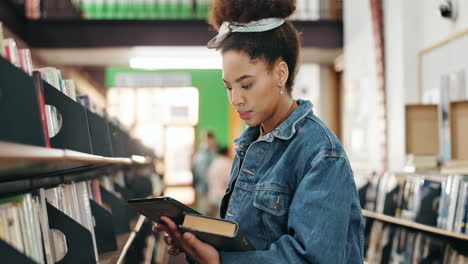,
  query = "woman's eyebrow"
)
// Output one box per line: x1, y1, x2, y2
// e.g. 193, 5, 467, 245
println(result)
223, 75, 255, 84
